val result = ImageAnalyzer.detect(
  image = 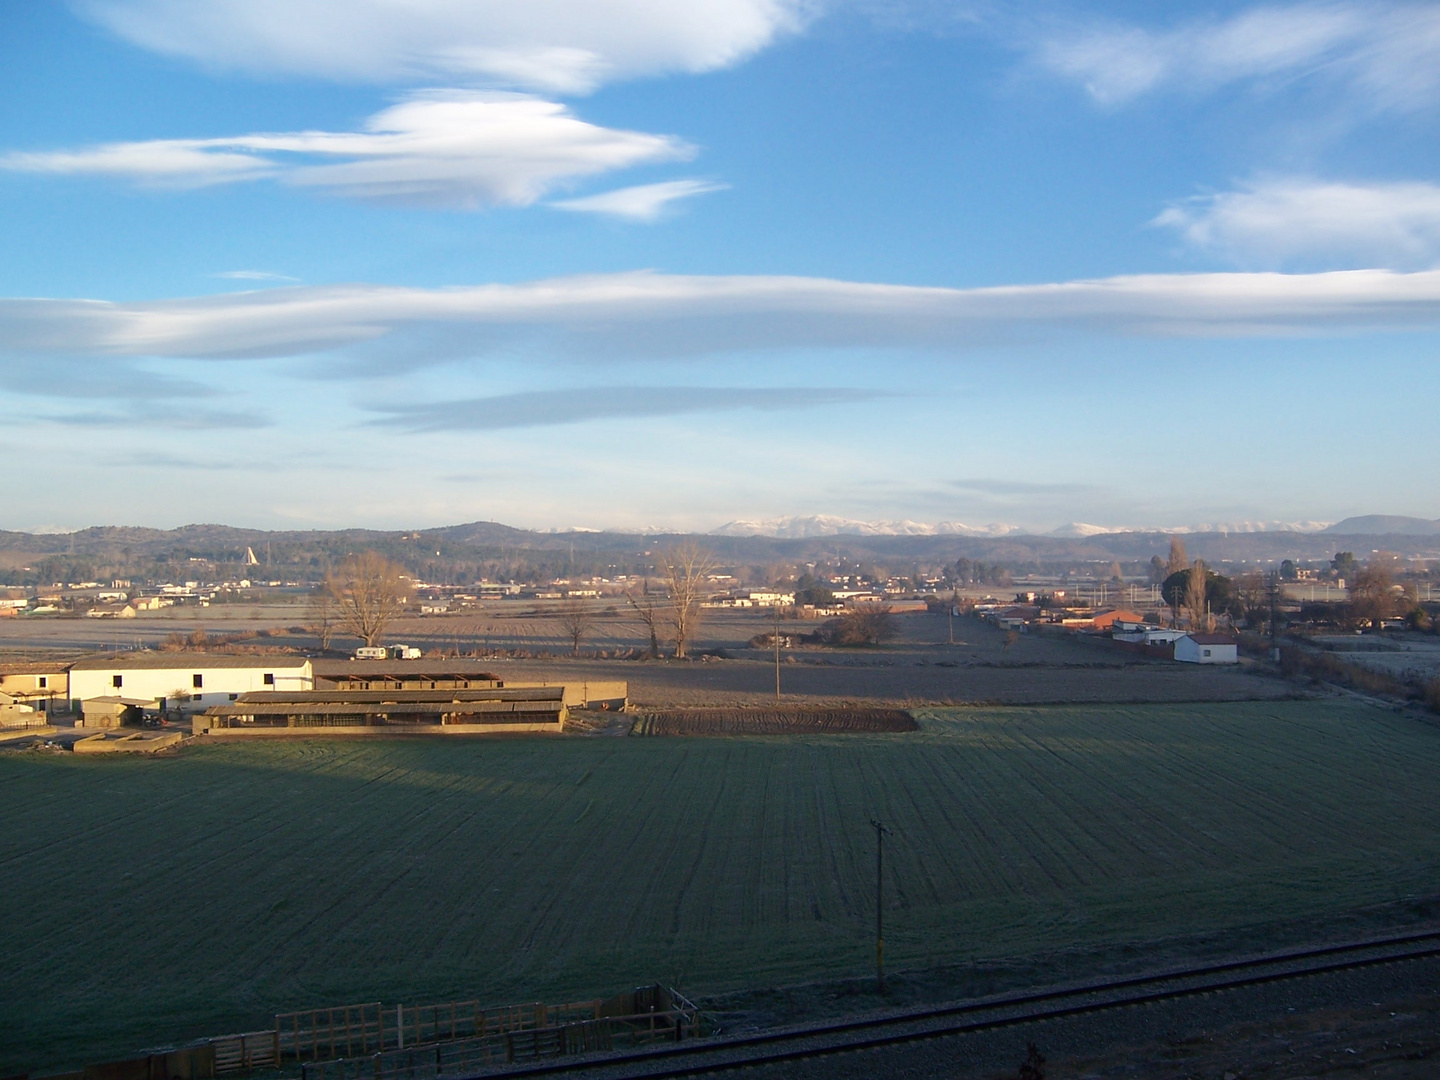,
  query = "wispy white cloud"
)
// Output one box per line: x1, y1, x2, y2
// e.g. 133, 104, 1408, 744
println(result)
1155, 178, 1440, 270
75, 0, 816, 94
2, 142, 277, 186
6, 268, 1440, 364
46, 408, 271, 430
551, 179, 727, 221
0, 93, 692, 209
1035, 2, 1440, 109
369, 386, 885, 431
213, 270, 301, 282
